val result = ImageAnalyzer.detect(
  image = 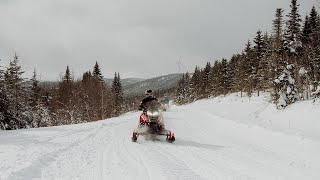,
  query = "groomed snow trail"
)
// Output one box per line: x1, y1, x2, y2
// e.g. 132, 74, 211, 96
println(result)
1, 97, 320, 180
